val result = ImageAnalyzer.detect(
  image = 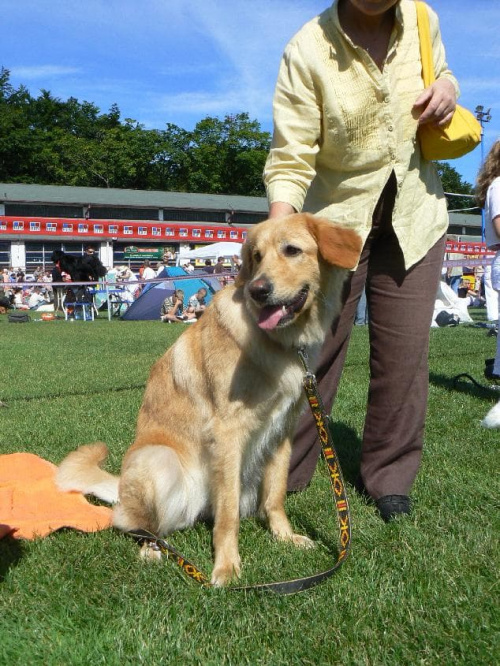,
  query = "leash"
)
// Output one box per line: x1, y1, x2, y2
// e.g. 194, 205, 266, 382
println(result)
452, 373, 500, 393
128, 347, 352, 594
